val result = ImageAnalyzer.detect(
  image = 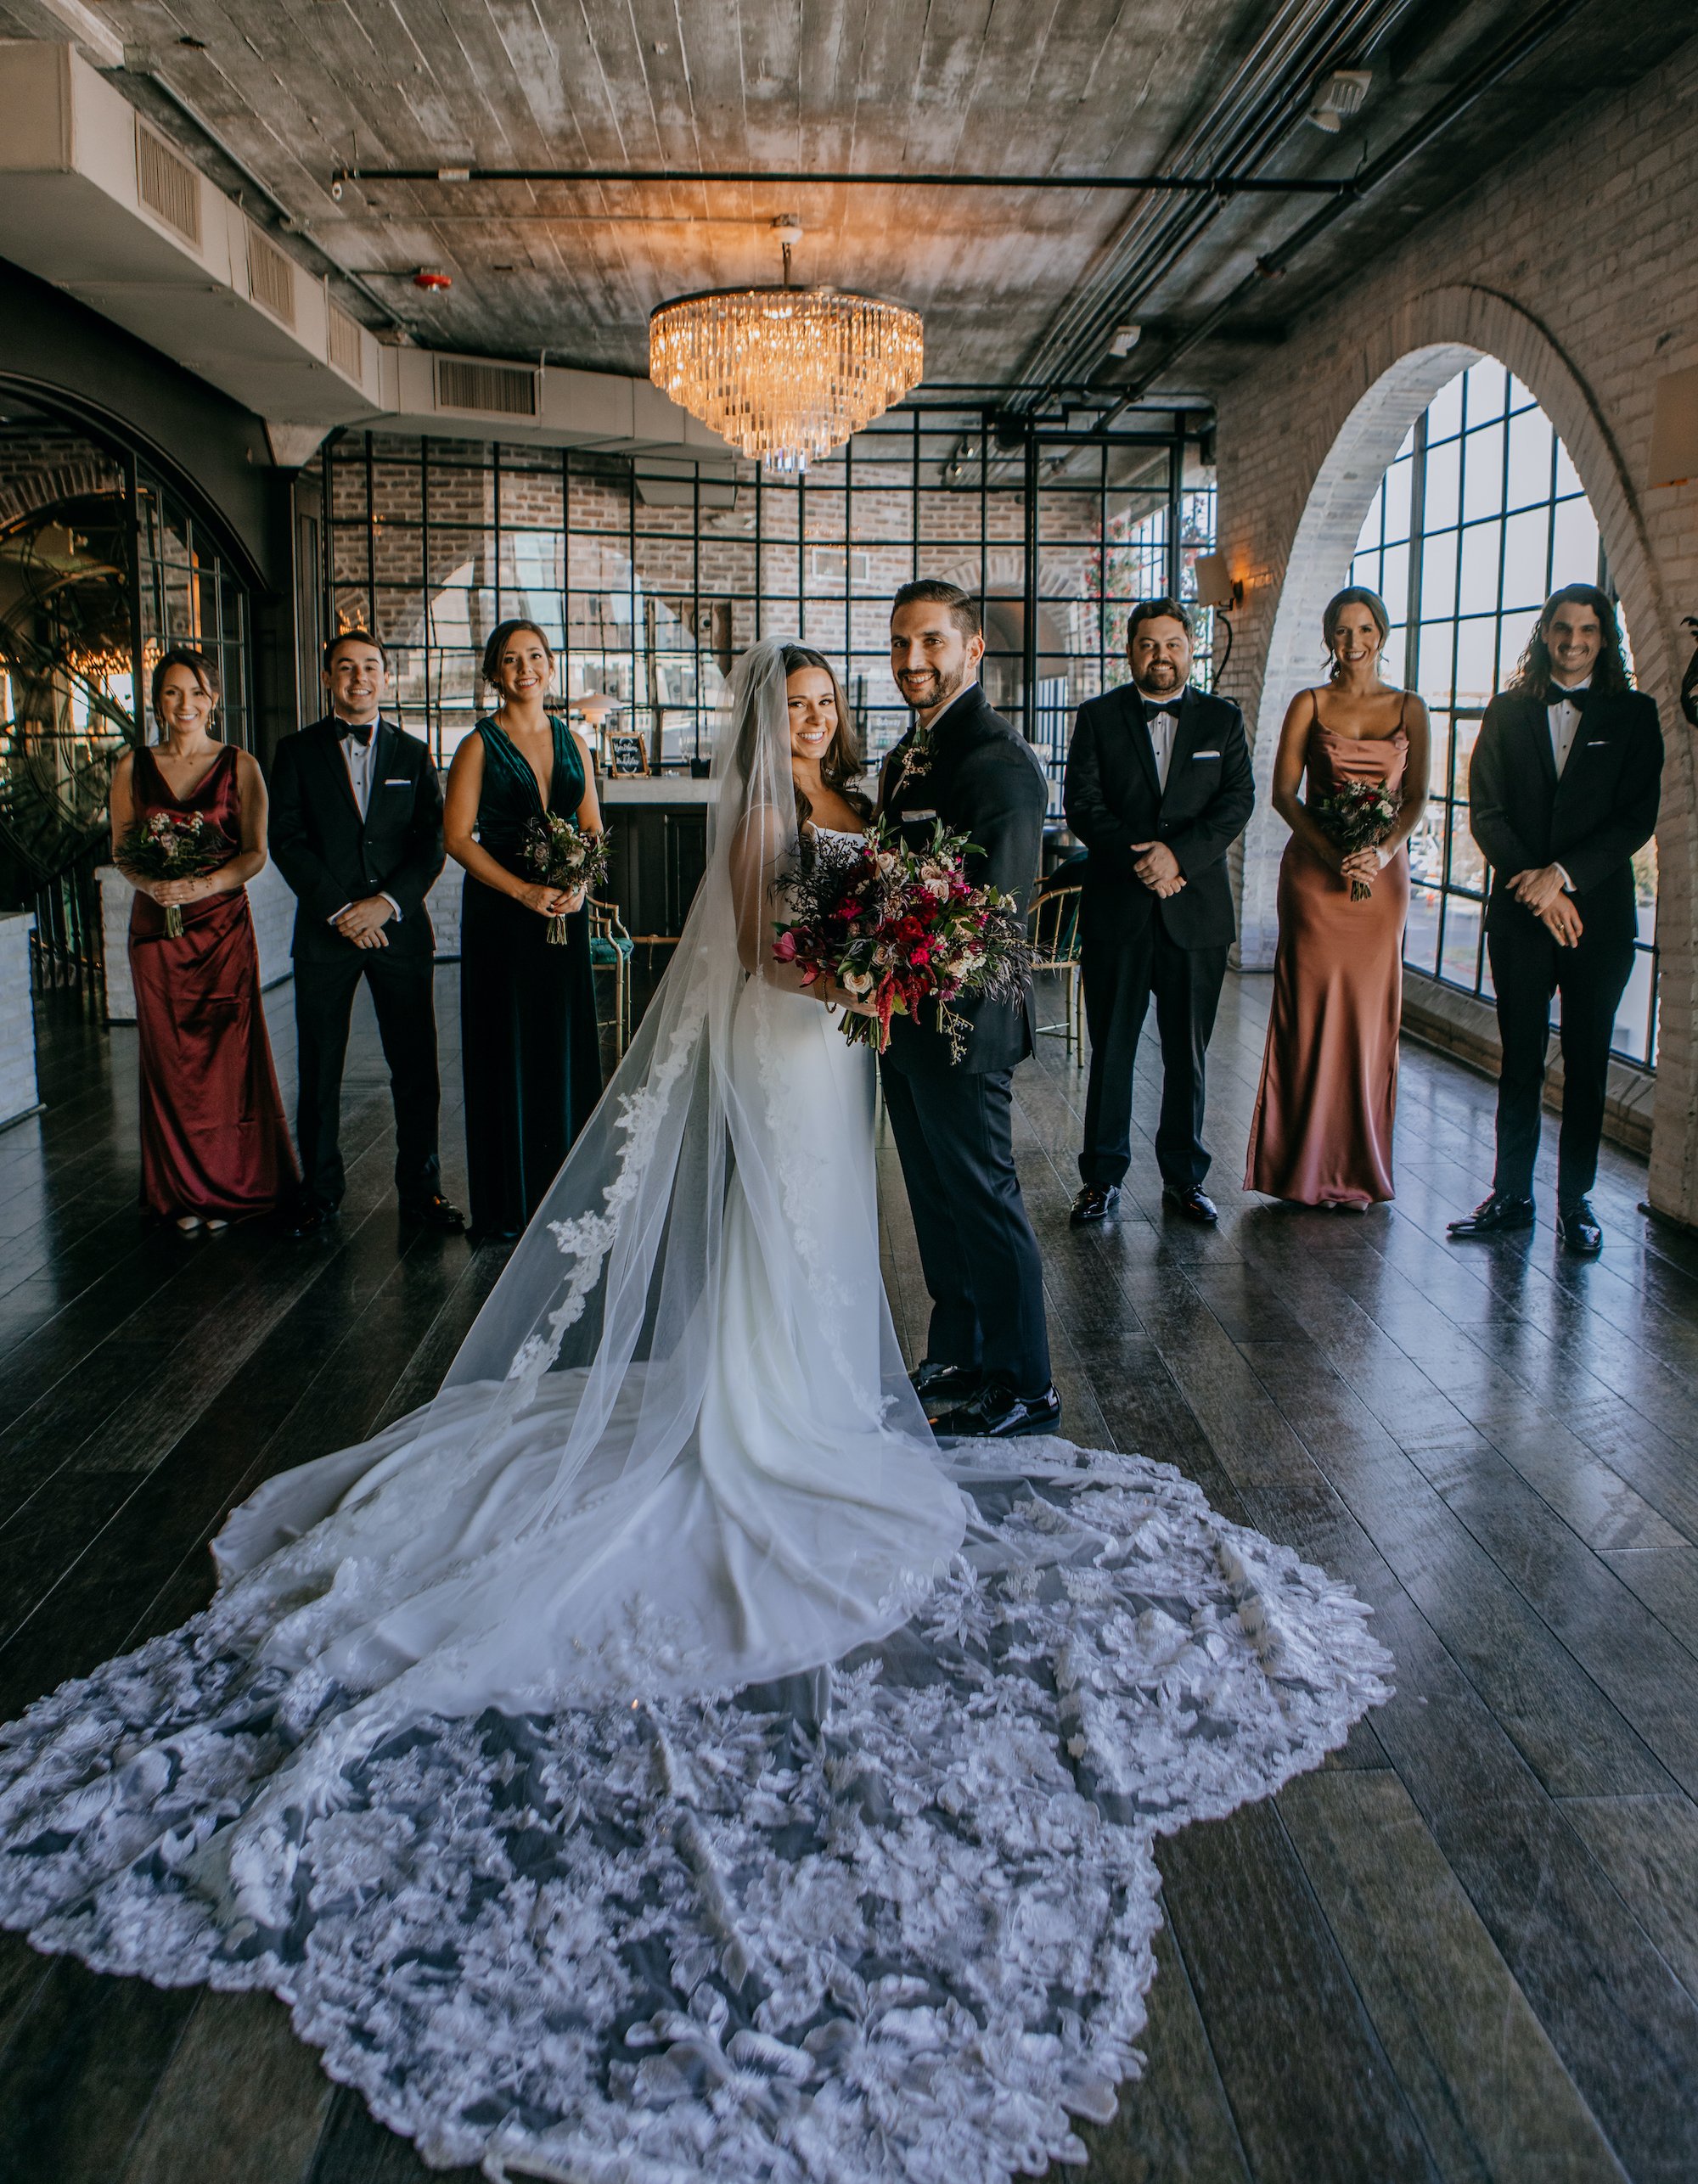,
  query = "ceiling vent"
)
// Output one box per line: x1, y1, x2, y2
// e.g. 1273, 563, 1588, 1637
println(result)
436, 356, 538, 418
247, 227, 297, 327
134, 123, 200, 249
327, 303, 365, 384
